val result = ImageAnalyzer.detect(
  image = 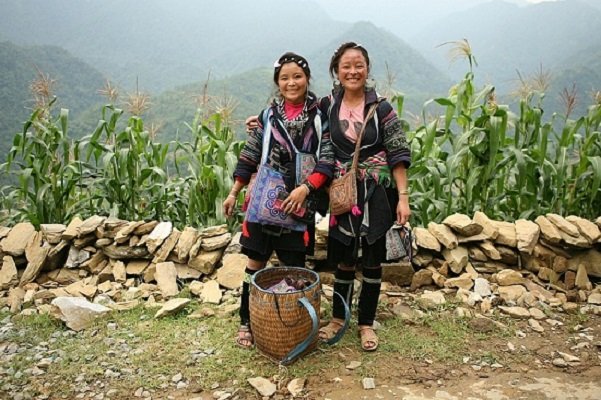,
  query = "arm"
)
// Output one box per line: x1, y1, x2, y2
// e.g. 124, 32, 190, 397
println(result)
245, 115, 259, 133
392, 164, 411, 225
223, 178, 246, 218
222, 111, 266, 217
380, 101, 411, 225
